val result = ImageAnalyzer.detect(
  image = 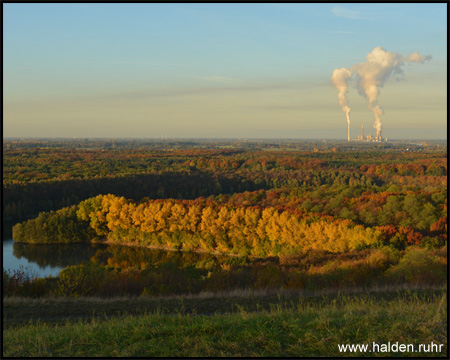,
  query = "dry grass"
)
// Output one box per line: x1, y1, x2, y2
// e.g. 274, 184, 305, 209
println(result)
4, 282, 445, 304
3, 288, 447, 357
3, 284, 446, 329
